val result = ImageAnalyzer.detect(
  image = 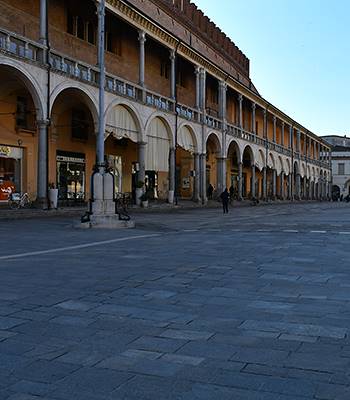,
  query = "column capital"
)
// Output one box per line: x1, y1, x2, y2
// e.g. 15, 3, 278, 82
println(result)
273, 115, 277, 123
263, 109, 267, 117
169, 49, 176, 61
219, 80, 227, 90
138, 30, 146, 43
251, 102, 256, 110
194, 65, 201, 75
37, 119, 50, 128
238, 93, 243, 103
